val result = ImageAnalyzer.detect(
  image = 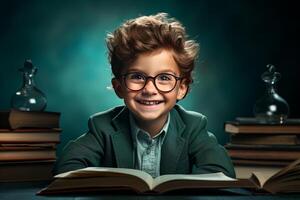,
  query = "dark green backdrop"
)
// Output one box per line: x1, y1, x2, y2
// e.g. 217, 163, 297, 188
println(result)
0, 0, 299, 155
